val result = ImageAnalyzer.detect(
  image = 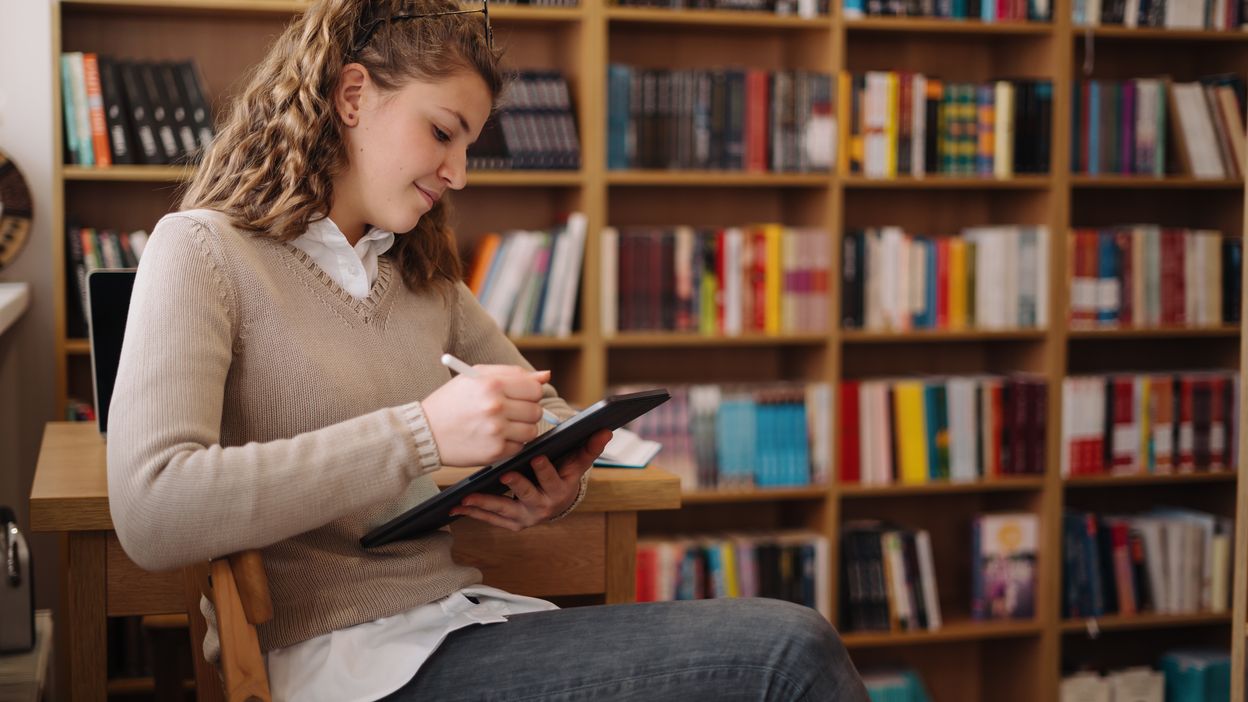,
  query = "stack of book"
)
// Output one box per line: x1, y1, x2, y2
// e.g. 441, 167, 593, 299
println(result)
602, 225, 831, 336
860, 668, 933, 702
606, 66, 835, 172
611, 382, 832, 491
468, 70, 580, 170
840, 375, 1049, 486
1060, 371, 1240, 478
614, 0, 830, 16
840, 73, 1053, 178
973, 512, 1039, 620
466, 213, 586, 337
1073, 0, 1248, 29
1072, 76, 1246, 179
844, 0, 1051, 21
635, 532, 830, 616
1060, 668, 1164, 702
1068, 227, 1242, 328
1062, 508, 1232, 619
841, 520, 943, 633
59, 53, 213, 166
842, 225, 1050, 331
